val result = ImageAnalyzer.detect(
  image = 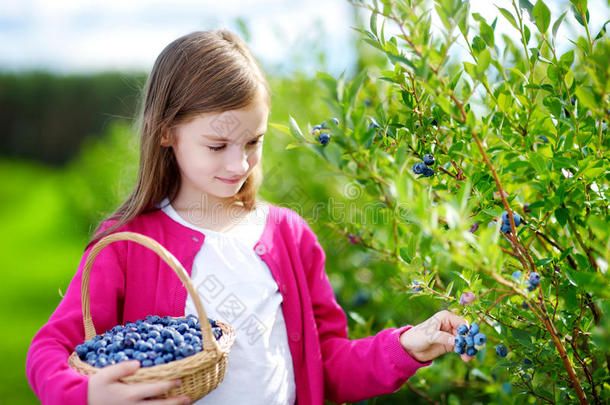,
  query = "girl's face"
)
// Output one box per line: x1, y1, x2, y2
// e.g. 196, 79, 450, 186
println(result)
162, 95, 269, 208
